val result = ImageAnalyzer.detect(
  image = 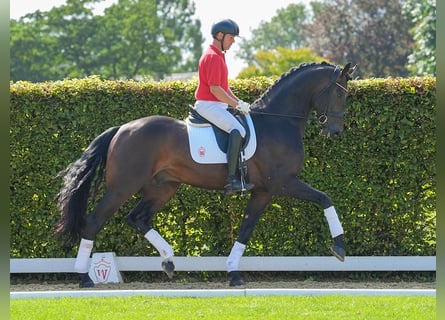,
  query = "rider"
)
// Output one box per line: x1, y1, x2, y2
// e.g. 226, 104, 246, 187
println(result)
194, 18, 254, 196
